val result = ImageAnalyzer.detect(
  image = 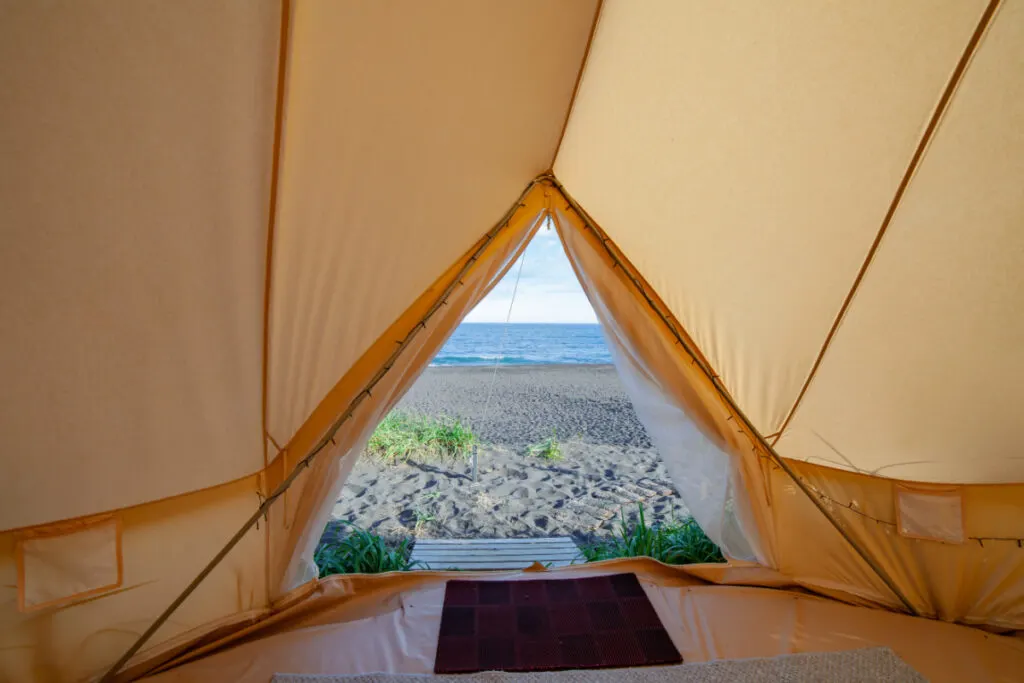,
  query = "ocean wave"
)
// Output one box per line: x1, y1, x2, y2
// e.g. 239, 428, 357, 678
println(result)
429, 323, 613, 367
431, 355, 539, 366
